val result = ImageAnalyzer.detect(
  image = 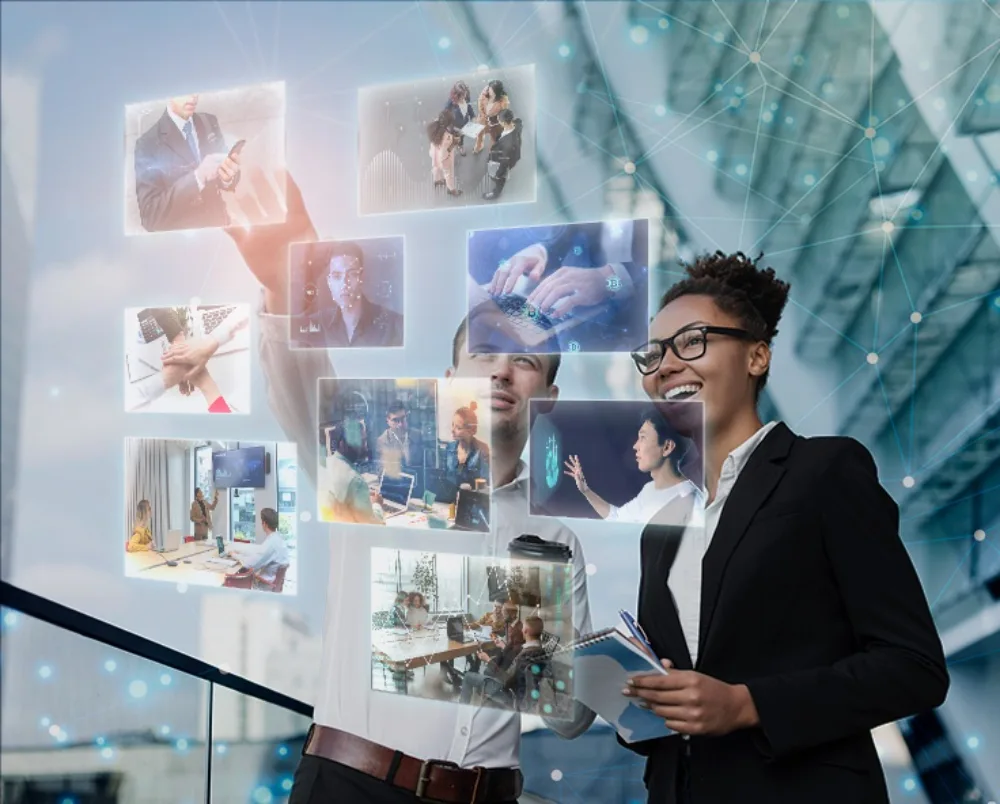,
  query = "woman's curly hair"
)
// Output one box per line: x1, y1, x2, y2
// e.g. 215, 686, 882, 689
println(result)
659, 251, 791, 393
